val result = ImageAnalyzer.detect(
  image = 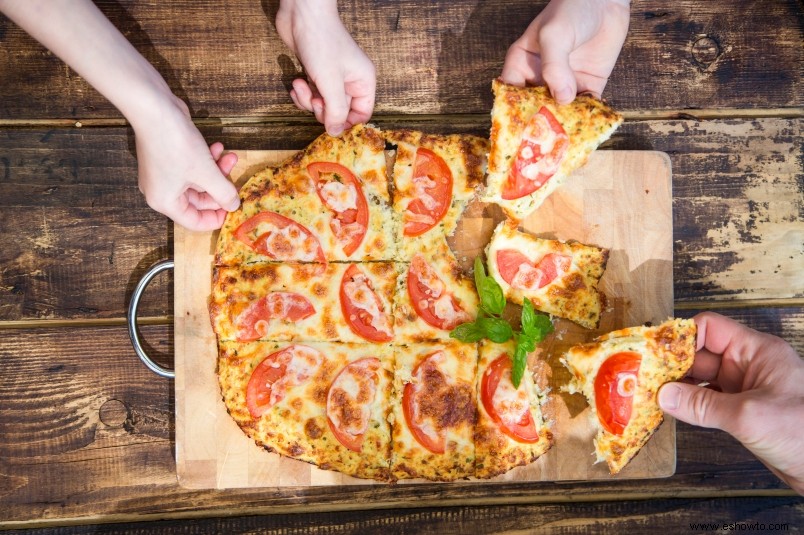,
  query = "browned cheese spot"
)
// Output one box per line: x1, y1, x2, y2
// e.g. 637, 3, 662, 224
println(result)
418, 364, 475, 431
304, 418, 324, 440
